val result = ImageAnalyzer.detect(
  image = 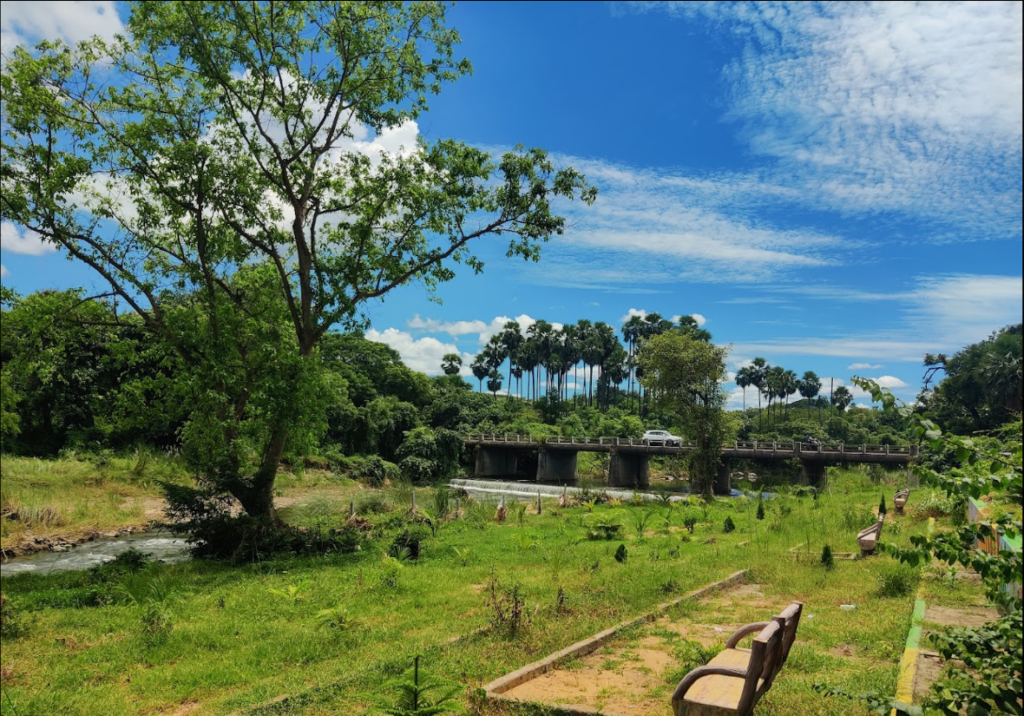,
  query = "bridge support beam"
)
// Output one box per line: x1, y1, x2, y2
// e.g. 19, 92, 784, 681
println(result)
609, 451, 649, 489
474, 447, 518, 478
800, 460, 827, 490
537, 449, 578, 483
715, 461, 732, 495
